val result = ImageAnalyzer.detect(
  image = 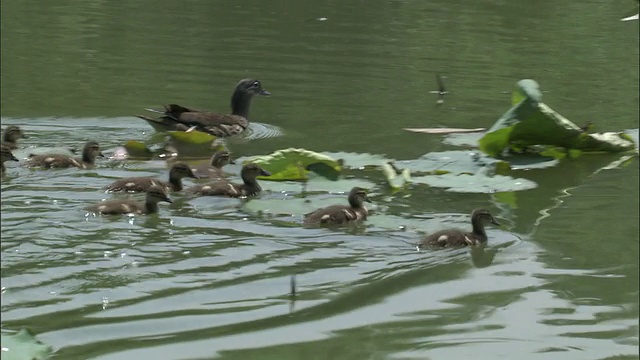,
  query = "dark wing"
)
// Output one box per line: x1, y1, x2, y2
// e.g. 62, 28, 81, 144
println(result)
304, 205, 356, 225
27, 154, 82, 169
87, 199, 143, 215
186, 181, 242, 197
420, 229, 470, 248
104, 177, 167, 193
